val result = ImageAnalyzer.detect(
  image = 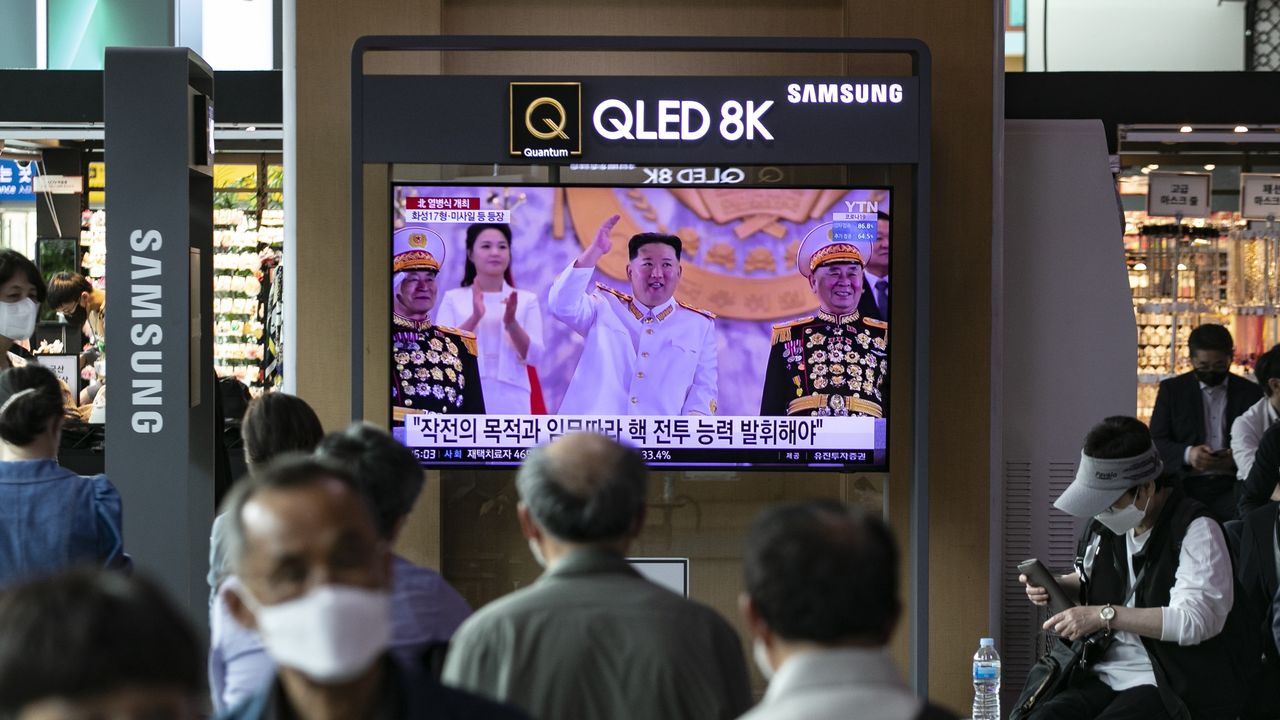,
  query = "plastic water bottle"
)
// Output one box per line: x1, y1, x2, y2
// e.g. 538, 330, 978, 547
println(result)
972, 637, 1001, 720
